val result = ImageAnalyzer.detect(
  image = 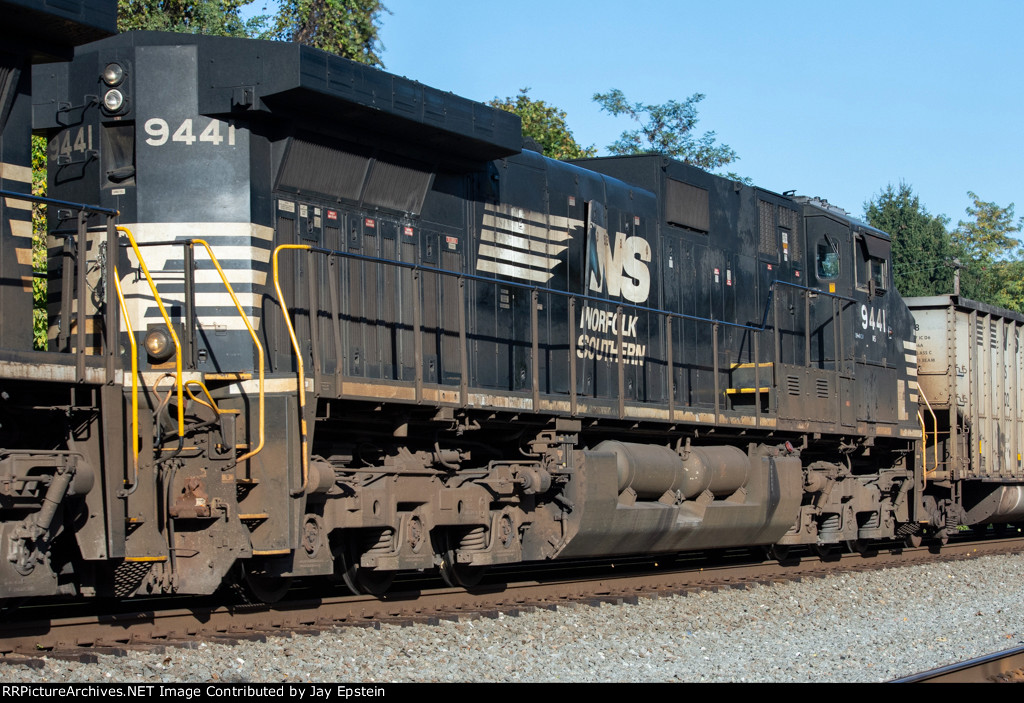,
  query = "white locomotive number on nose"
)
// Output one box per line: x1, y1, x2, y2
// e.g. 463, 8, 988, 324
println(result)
861, 304, 886, 334
144, 117, 236, 148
